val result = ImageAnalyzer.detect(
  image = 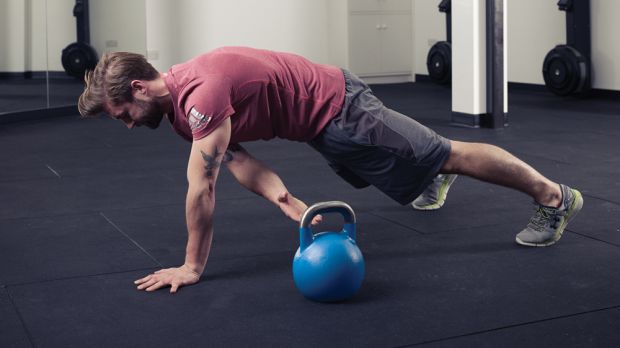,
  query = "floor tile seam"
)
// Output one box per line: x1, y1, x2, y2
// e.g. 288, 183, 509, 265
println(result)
507, 107, 616, 119
377, 226, 620, 249
0, 156, 315, 177
507, 105, 620, 119
355, 221, 529, 248
0, 170, 185, 184
45, 141, 185, 153
423, 220, 524, 236
0, 209, 108, 223
2, 267, 159, 288
509, 150, 573, 165
363, 211, 426, 235
0, 175, 60, 184
239, 151, 325, 161
92, 195, 254, 214
3, 286, 46, 348
2, 249, 298, 288
0, 195, 258, 223
581, 193, 620, 206
568, 229, 620, 249
0, 203, 183, 223
363, 211, 523, 237
210, 249, 296, 263
399, 304, 620, 347
99, 212, 163, 268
